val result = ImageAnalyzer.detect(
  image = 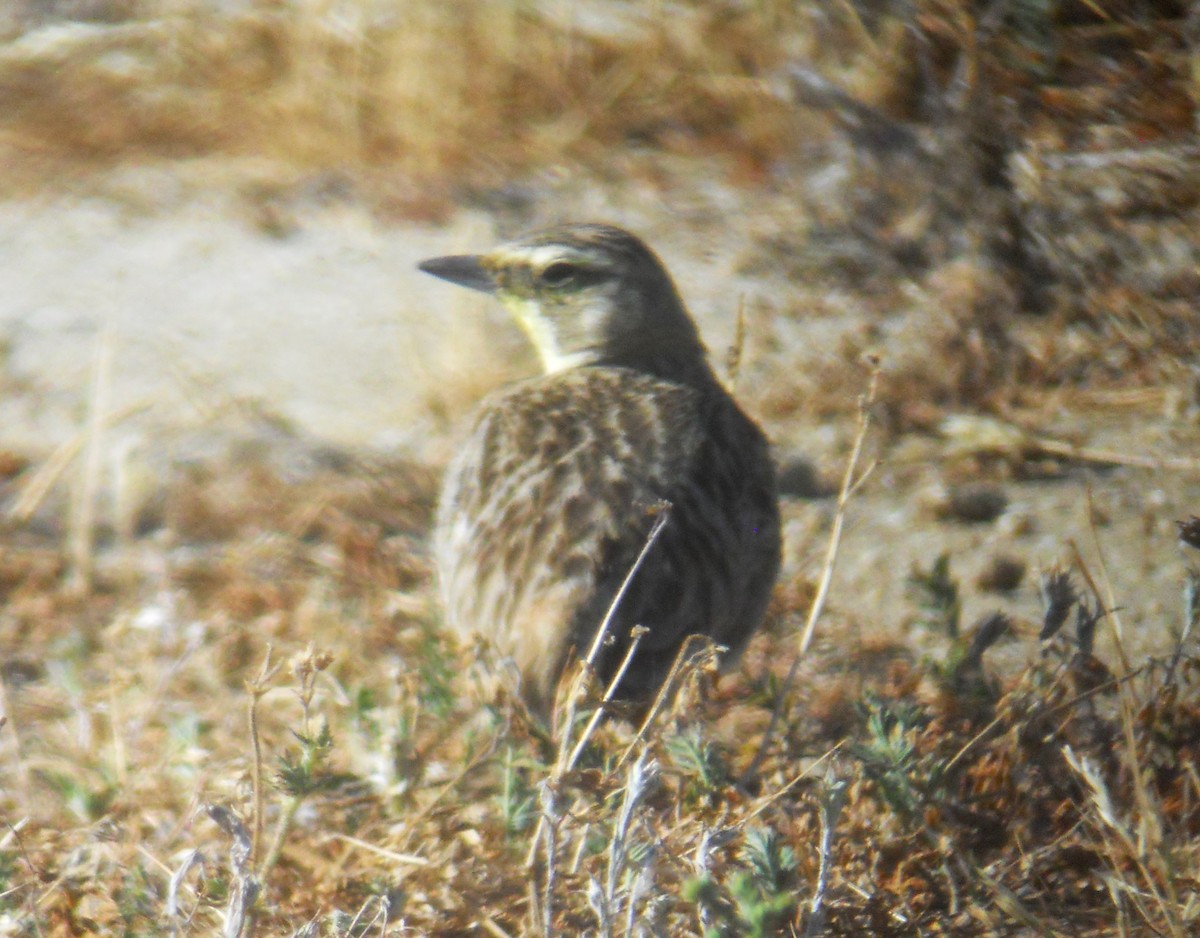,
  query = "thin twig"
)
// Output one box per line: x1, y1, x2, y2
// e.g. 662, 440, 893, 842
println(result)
939, 413, 1200, 475
7, 401, 151, 523
66, 327, 114, 595
806, 777, 848, 937
550, 506, 671, 739
797, 365, 880, 656
740, 745, 840, 827
322, 833, 429, 867
528, 627, 655, 870
258, 795, 303, 885
530, 507, 672, 866
539, 782, 561, 938
1034, 437, 1200, 475
582, 507, 672, 671
245, 647, 281, 868
740, 361, 880, 784
480, 917, 516, 938
616, 633, 712, 770
1067, 536, 1131, 674
565, 627, 648, 773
